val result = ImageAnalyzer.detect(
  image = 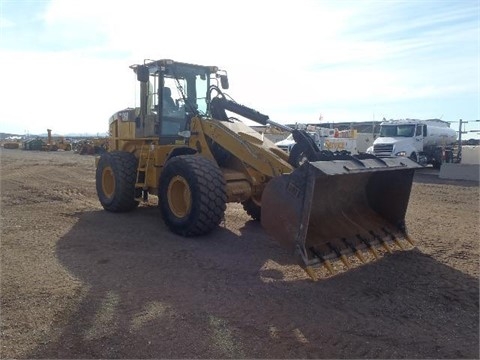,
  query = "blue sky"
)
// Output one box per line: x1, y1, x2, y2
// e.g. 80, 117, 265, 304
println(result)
0, 0, 479, 138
